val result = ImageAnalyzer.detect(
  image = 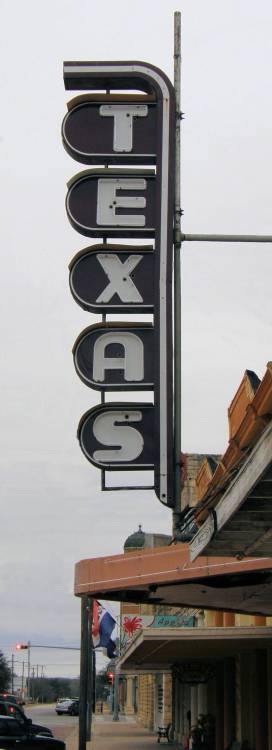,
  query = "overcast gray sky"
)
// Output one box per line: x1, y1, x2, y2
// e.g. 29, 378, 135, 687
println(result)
1, 0, 272, 678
